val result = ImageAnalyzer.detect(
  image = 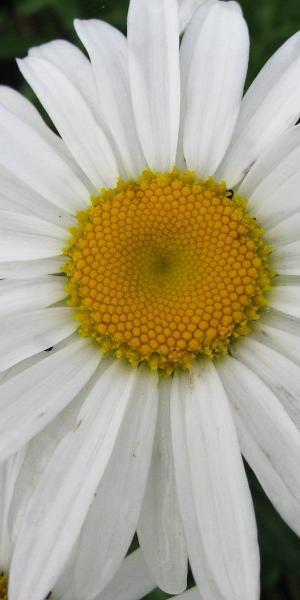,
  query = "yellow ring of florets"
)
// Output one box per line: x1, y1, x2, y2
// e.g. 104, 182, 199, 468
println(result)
0, 574, 8, 600
63, 169, 273, 374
